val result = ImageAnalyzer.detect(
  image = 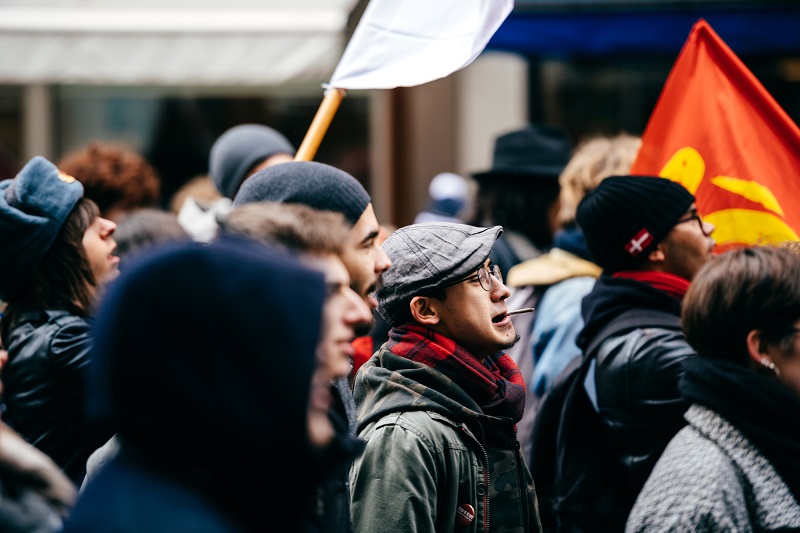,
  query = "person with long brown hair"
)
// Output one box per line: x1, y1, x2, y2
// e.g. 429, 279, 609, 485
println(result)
0, 156, 119, 485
